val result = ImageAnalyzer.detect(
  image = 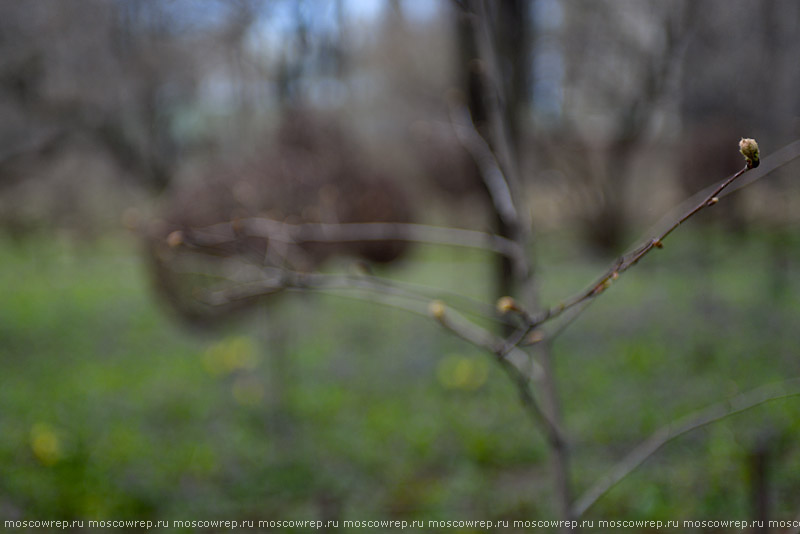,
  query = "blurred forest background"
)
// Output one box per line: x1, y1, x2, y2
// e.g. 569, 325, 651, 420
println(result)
2, 0, 800, 529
